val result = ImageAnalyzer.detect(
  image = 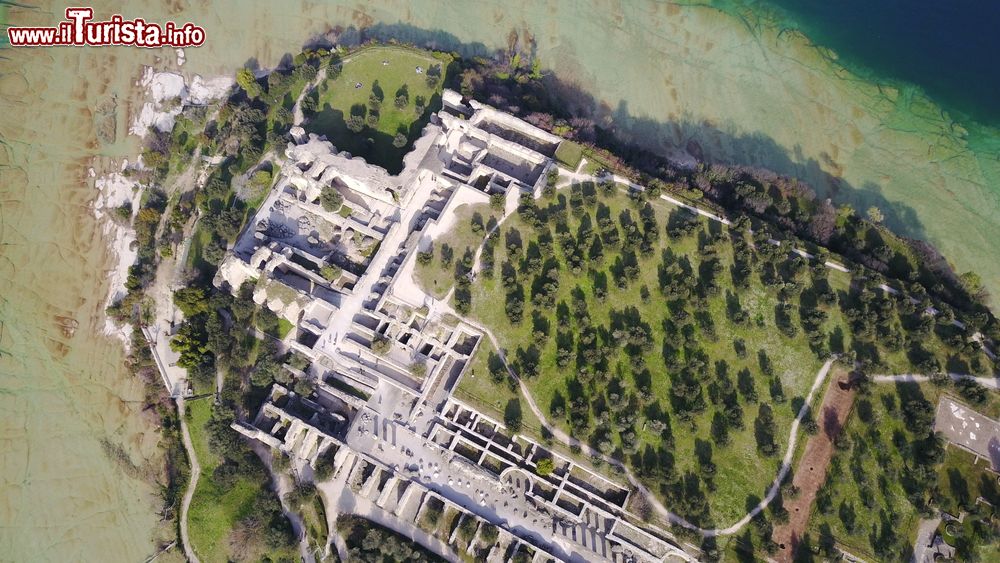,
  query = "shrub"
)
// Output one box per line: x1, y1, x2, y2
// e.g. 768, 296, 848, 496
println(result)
114, 201, 133, 222
319, 186, 343, 212
371, 334, 390, 355
320, 264, 341, 283
346, 115, 365, 133
417, 248, 434, 265
236, 68, 262, 99
535, 457, 554, 476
